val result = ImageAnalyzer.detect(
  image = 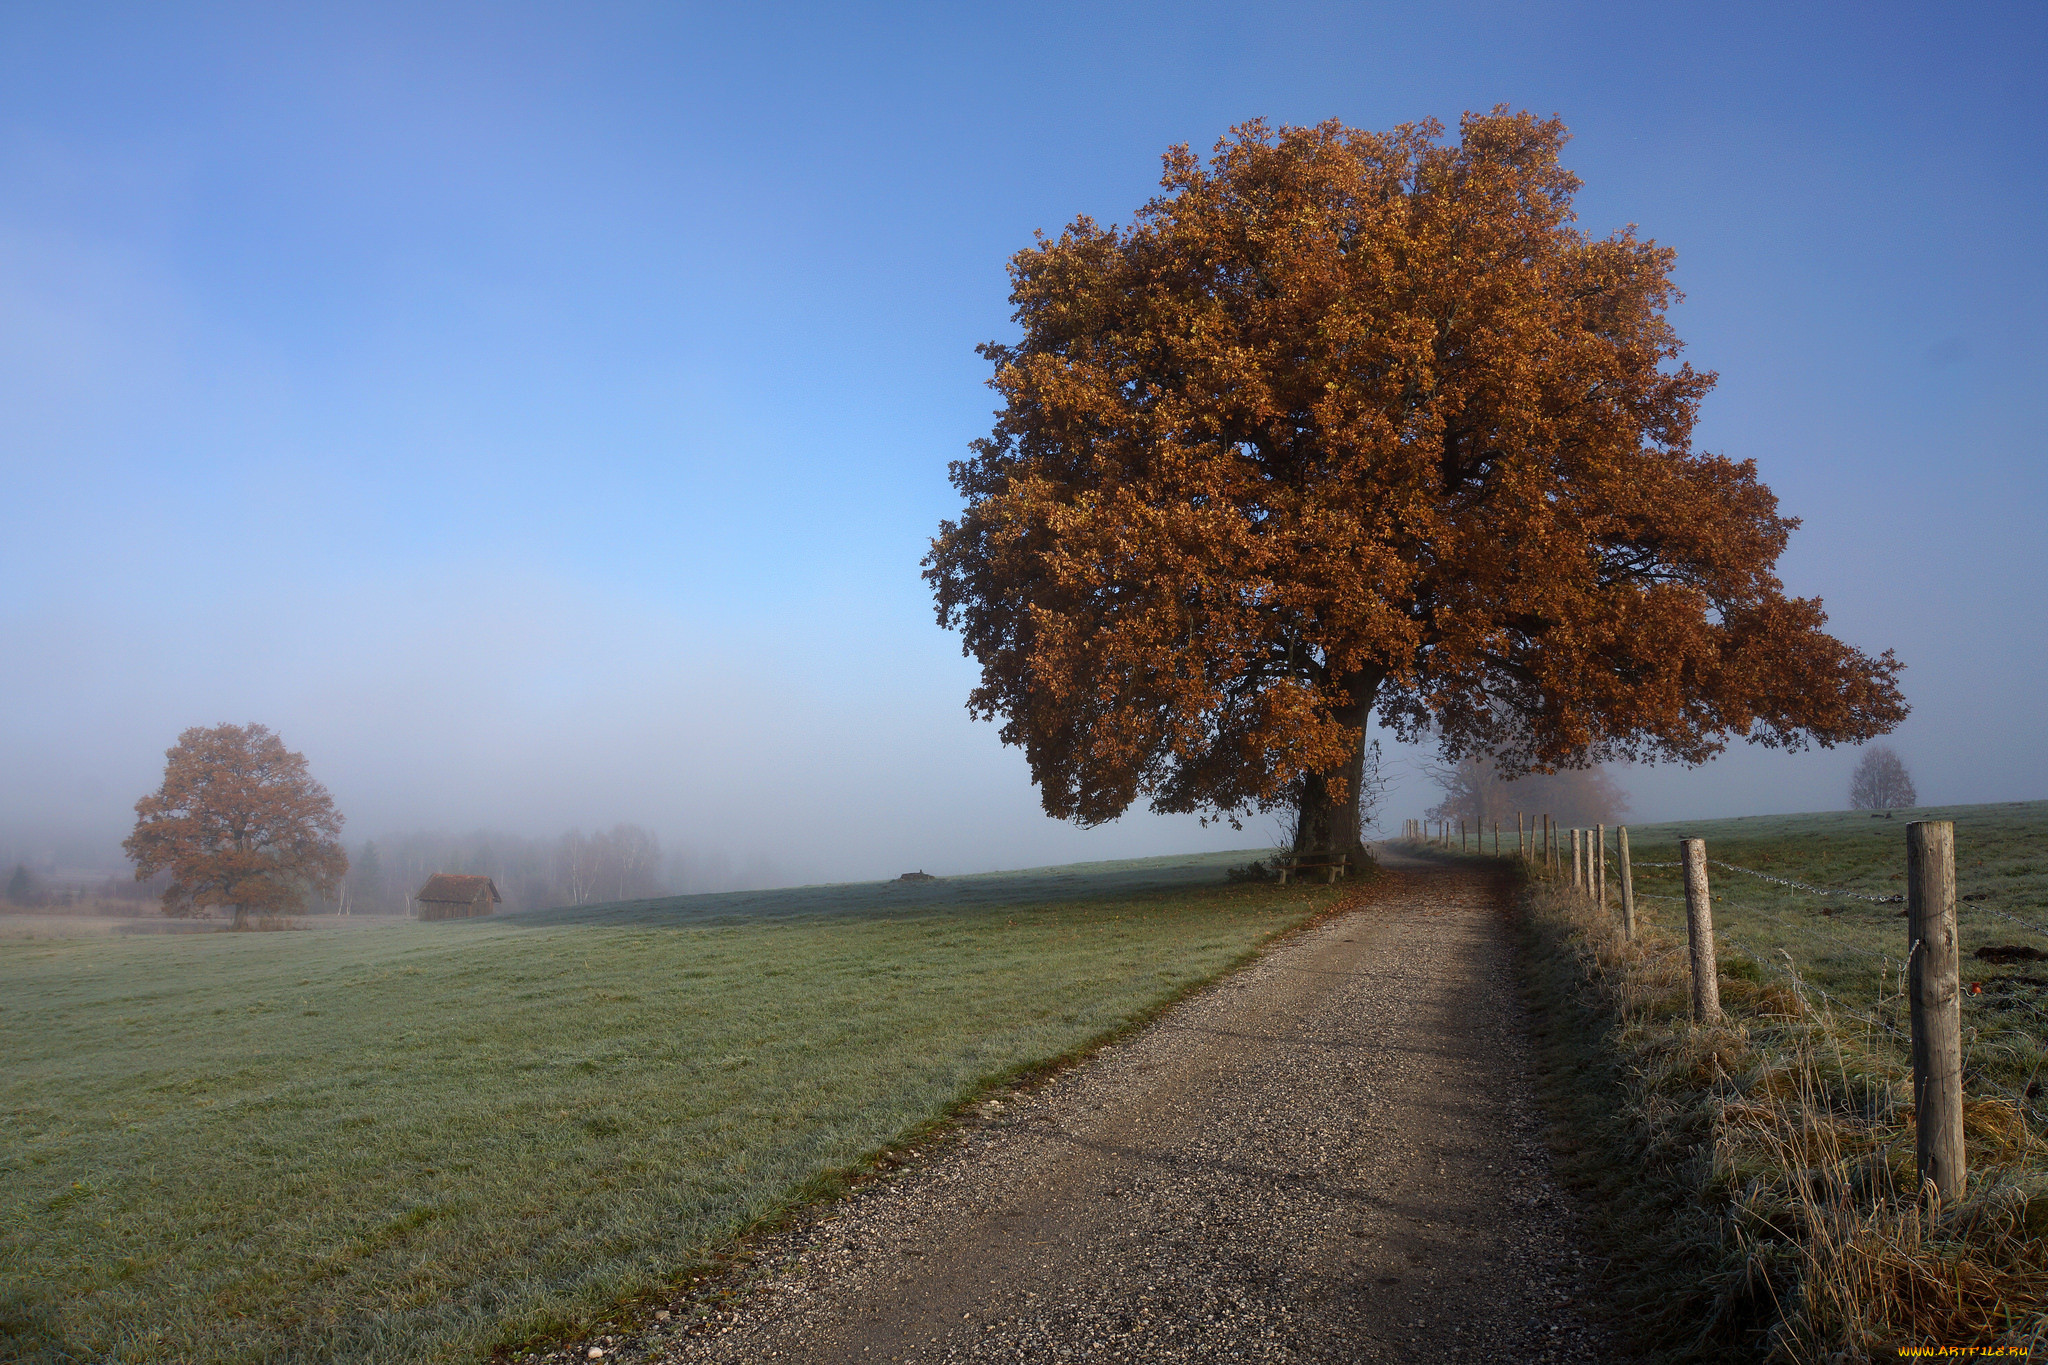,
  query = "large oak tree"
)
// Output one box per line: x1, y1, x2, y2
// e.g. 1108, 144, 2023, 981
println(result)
125, 723, 347, 929
926, 111, 1906, 863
